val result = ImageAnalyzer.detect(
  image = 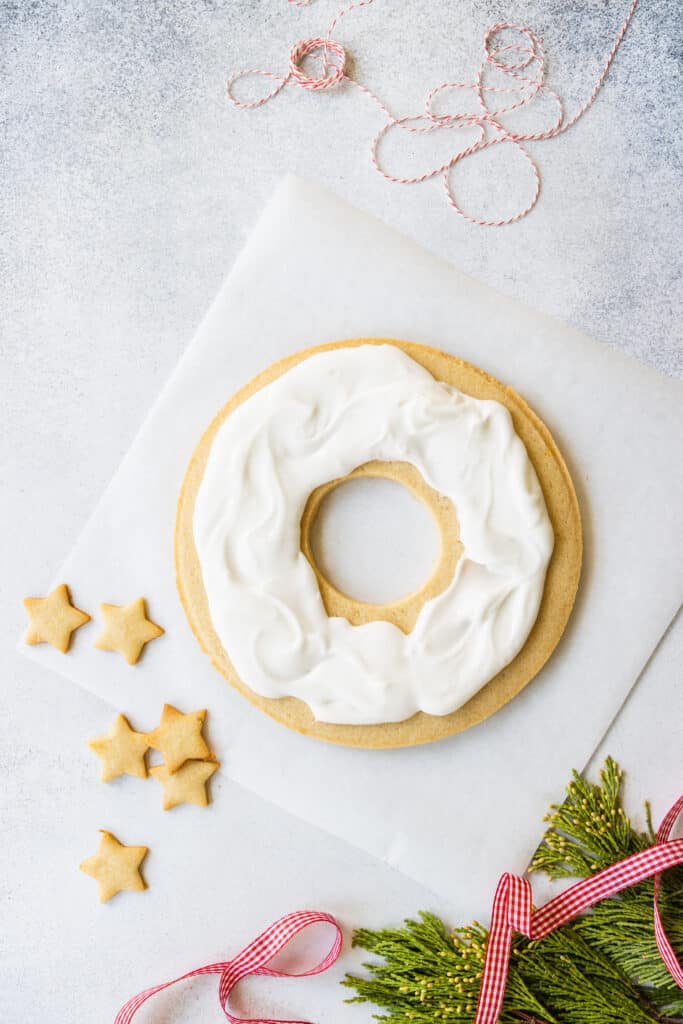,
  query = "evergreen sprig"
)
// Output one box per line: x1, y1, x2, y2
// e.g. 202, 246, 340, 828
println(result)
343, 758, 683, 1023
